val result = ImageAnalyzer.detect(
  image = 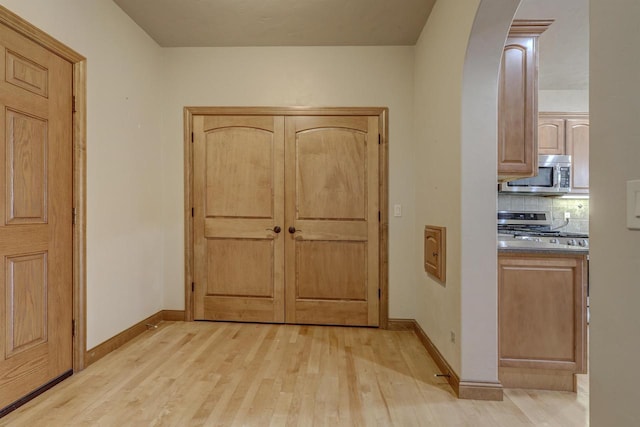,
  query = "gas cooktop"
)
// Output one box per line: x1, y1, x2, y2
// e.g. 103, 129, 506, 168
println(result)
498, 210, 589, 247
